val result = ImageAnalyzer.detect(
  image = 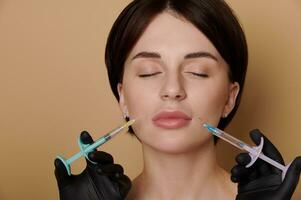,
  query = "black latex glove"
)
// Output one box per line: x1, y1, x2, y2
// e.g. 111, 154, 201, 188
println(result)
231, 129, 301, 200
54, 131, 131, 200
